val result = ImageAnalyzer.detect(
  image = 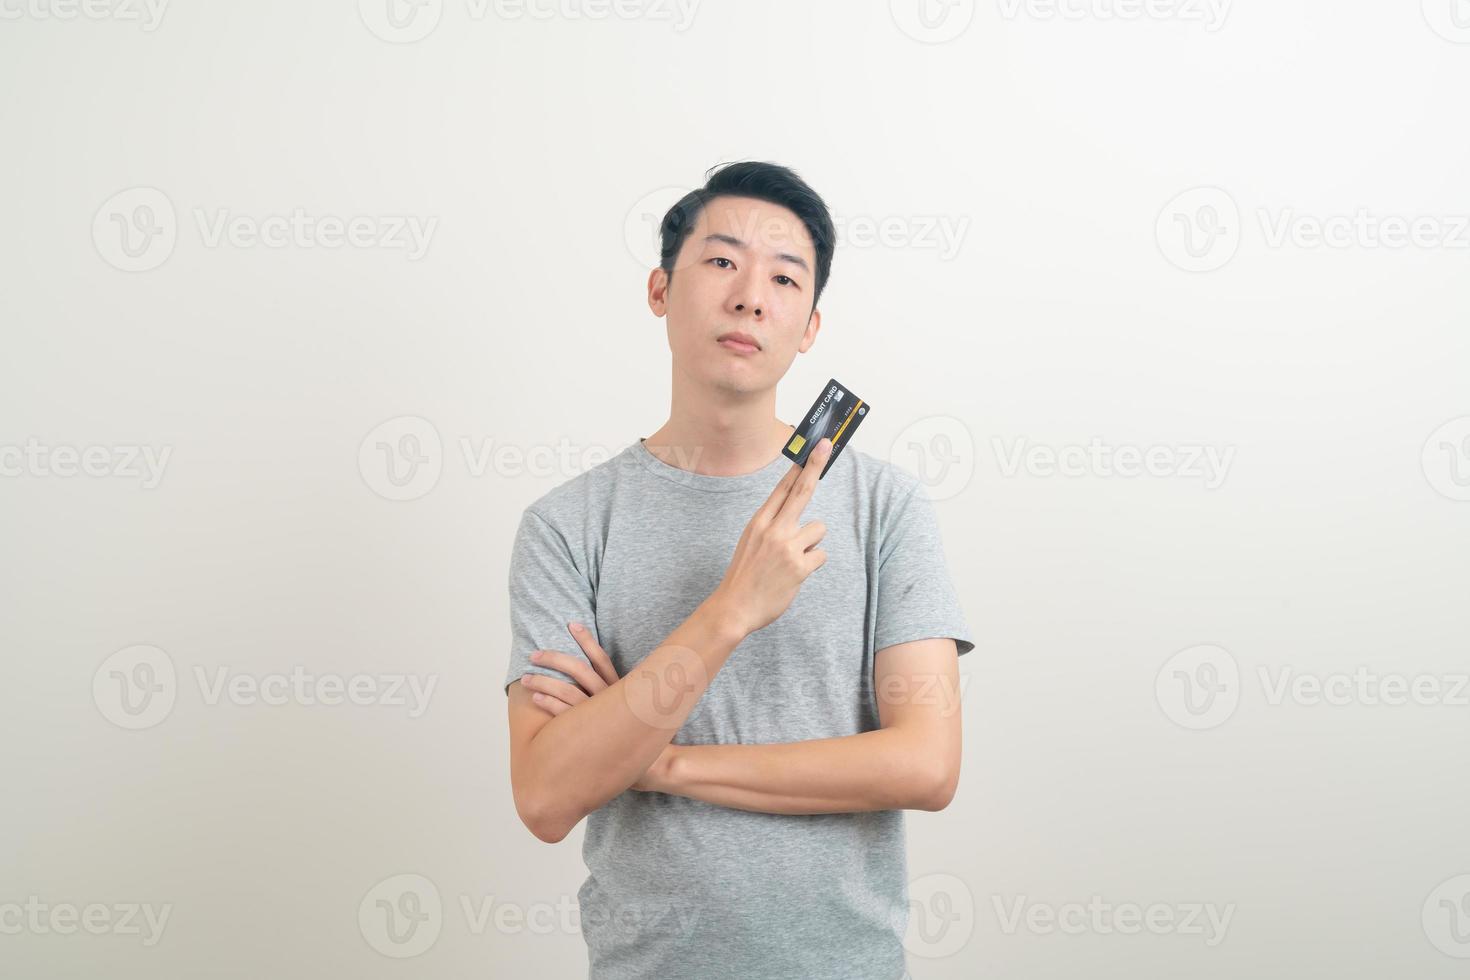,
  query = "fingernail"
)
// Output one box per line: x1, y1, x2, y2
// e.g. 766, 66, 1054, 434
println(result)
530, 651, 542, 660
570, 622, 583, 633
